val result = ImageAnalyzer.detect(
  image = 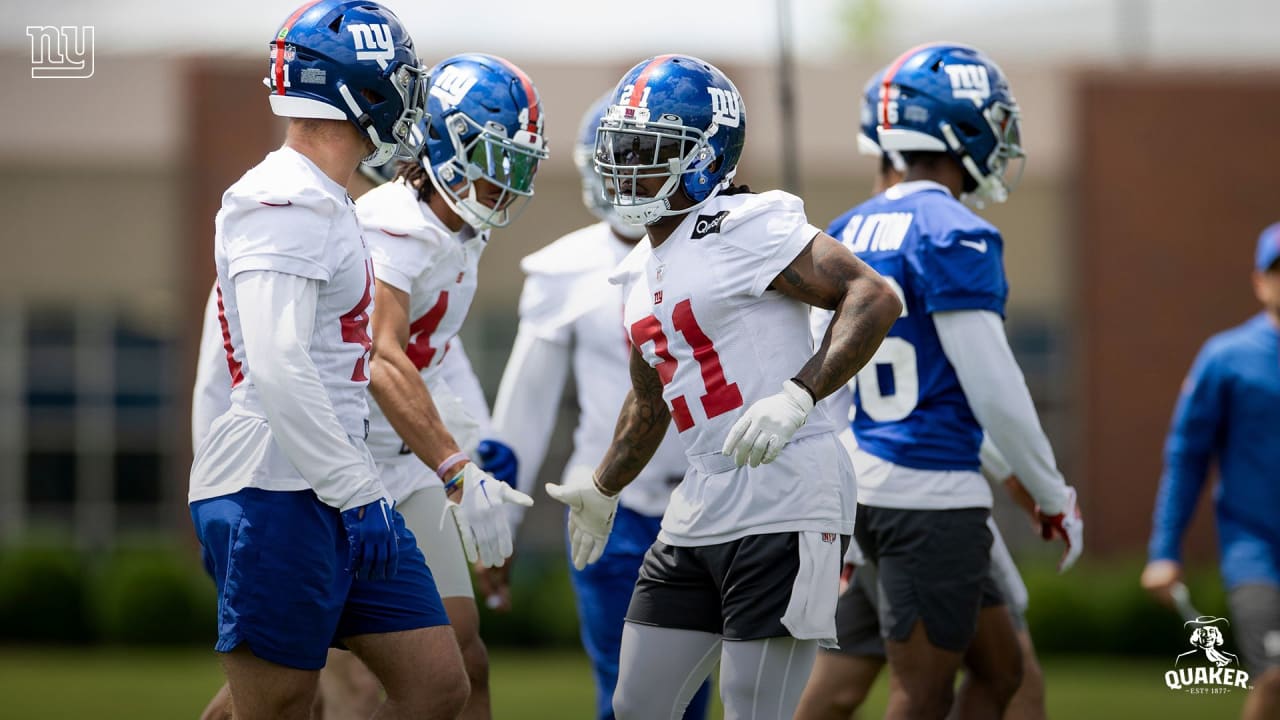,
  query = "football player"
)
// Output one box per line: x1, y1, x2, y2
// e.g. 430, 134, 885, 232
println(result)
812, 44, 1084, 719
192, 155, 500, 720
357, 52, 545, 720
186, 2, 472, 719
487, 95, 712, 720
547, 54, 902, 718
796, 64, 1050, 720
